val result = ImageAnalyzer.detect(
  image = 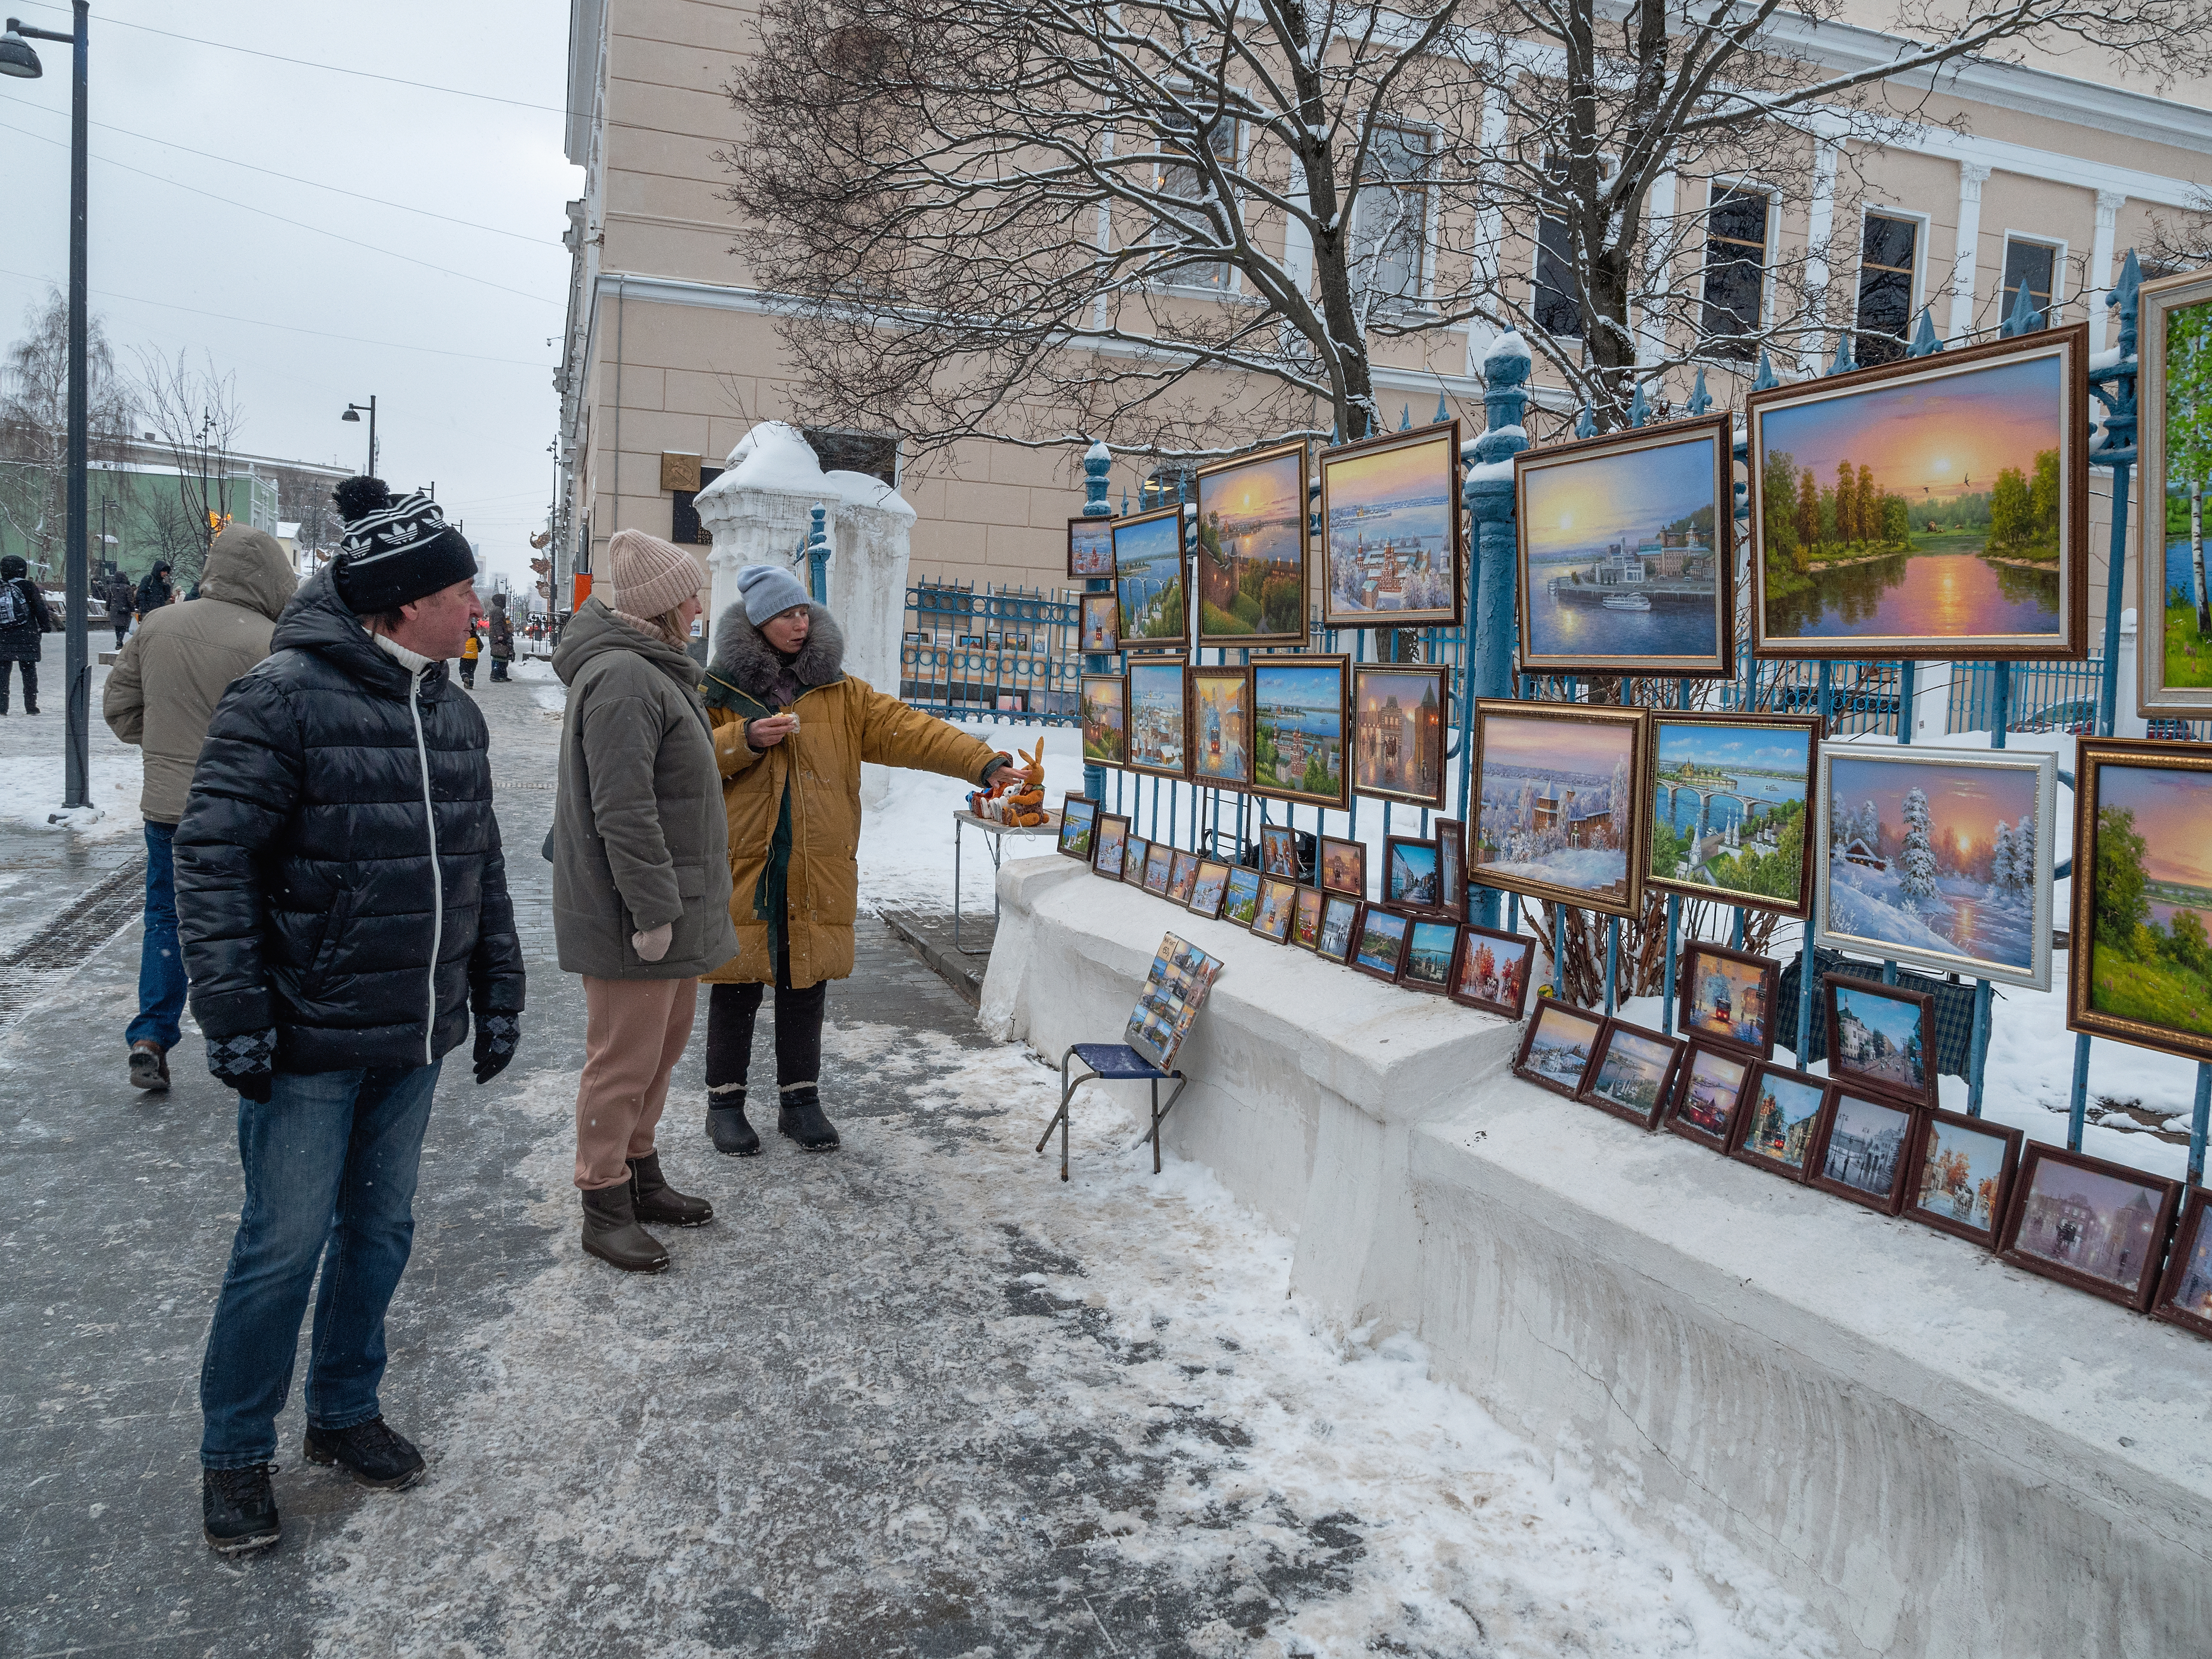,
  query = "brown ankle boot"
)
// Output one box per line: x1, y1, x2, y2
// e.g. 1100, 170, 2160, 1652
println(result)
627, 1152, 712, 1228
579, 1182, 669, 1273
